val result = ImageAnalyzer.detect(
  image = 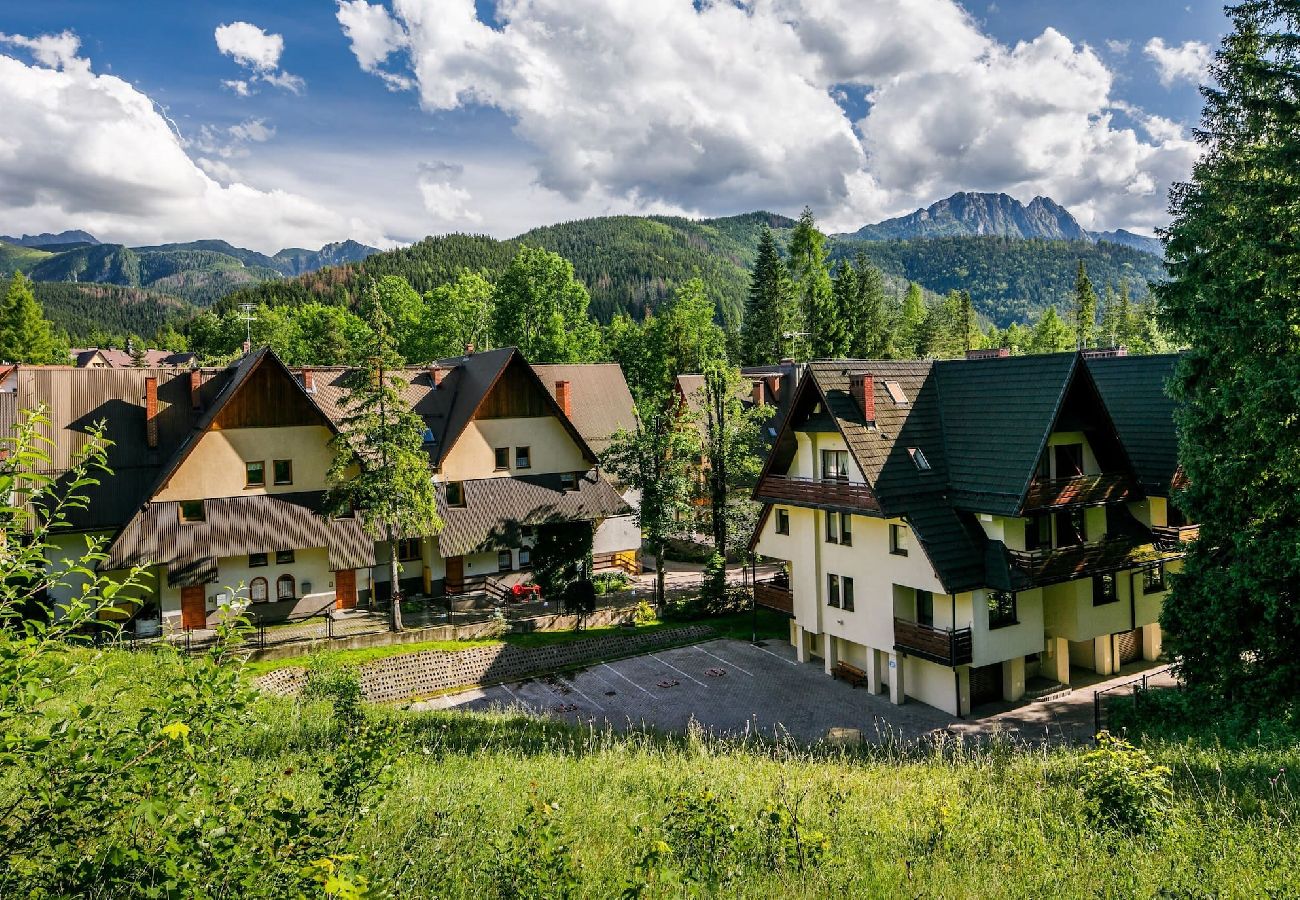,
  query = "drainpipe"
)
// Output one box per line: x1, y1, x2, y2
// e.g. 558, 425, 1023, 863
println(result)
954, 668, 962, 718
